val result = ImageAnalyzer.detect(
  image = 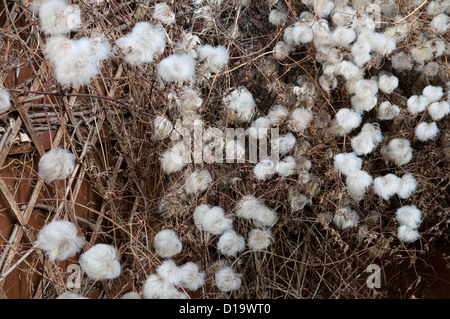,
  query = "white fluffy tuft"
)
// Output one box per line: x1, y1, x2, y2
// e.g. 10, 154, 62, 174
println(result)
378, 101, 400, 120
39, 0, 81, 35
430, 13, 449, 34
214, 266, 242, 292
275, 156, 296, 177
415, 122, 439, 141
331, 26, 356, 47
185, 170, 212, 194
422, 85, 444, 103
345, 170, 373, 199
378, 74, 399, 94
177, 262, 206, 291
397, 225, 420, 243
289, 107, 313, 132
153, 229, 182, 258
153, 2, 175, 25
158, 54, 196, 83
197, 45, 229, 73
0, 88, 11, 114
160, 141, 188, 174
407, 95, 430, 115
334, 152, 362, 176
38, 148, 76, 183
267, 104, 288, 125
247, 117, 271, 140
271, 133, 296, 156
247, 228, 272, 250
142, 274, 187, 299
383, 138, 413, 166
428, 101, 449, 121
269, 9, 287, 25
253, 159, 276, 181
373, 174, 400, 200
252, 205, 278, 228
217, 230, 246, 257
79, 244, 121, 280
202, 206, 233, 235
35, 220, 85, 262
335, 108, 362, 133
116, 22, 166, 65
333, 207, 359, 230
223, 87, 256, 122
396, 205, 422, 229
236, 195, 264, 220
193, 204, 211, 231
397, 174, 417, 199
156, 260, 181, 285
